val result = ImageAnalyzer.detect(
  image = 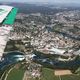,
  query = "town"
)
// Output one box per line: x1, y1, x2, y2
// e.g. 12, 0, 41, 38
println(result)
0, 2, 80, 80
12, 11, 80, 55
